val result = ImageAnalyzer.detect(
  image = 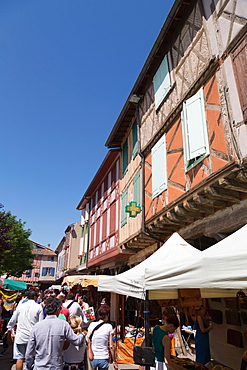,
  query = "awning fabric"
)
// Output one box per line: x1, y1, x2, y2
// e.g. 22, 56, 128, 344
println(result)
62, 275, 105, 288
145, 224, 247, 299
3, 279, 27, 291
98, 233, 200, 299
